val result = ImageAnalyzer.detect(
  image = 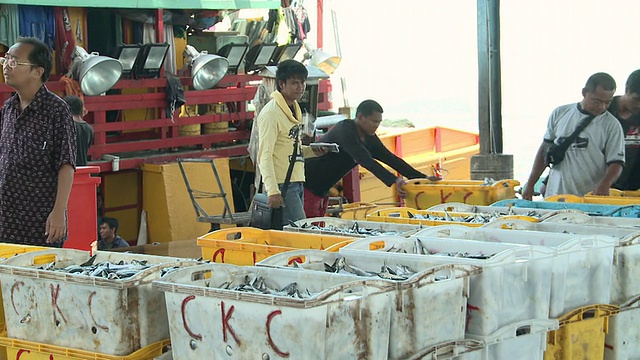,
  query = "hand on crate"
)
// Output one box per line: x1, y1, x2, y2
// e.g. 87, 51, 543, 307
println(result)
268, 194, 285, 208
593, 182, 611, 196
395, 177, 407, 199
